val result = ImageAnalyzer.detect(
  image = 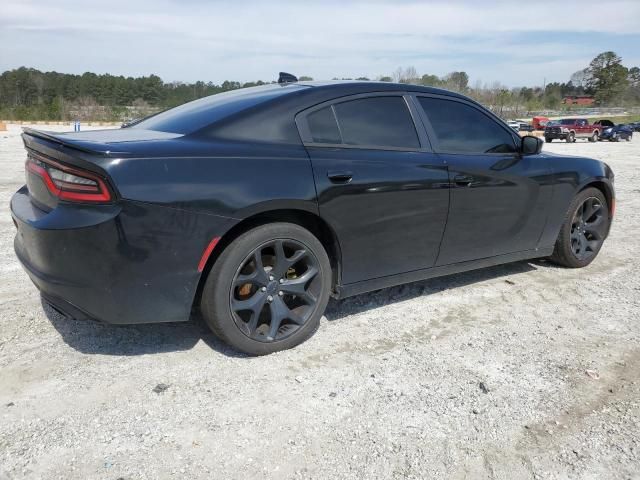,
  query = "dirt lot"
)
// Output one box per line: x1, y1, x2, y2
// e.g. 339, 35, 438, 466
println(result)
1, 124, 639, 479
